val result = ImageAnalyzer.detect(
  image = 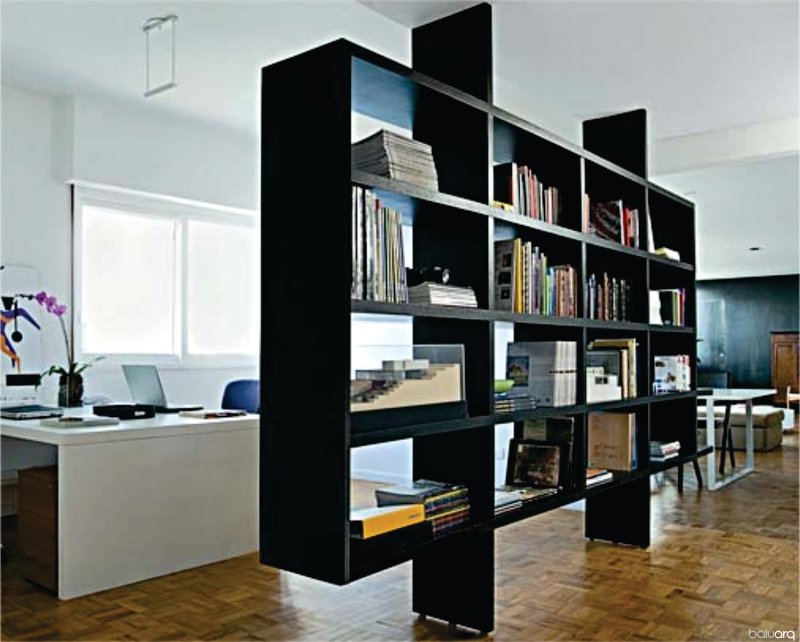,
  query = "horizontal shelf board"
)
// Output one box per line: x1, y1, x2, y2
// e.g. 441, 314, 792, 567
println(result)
648, 254, 695, 271
351, 173, 697, 273
649, 324, 695, 334
489, 208, 585, 243
351, 170, 490, 218
341, 41, 691, 208
584, 234, 651, 260
650, 391, 698, 403
584, 319, 651, 332
352, 299, 494, 321
648, 446, 713, 474
491, 311, 586, 328
350, 415, 493, 447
